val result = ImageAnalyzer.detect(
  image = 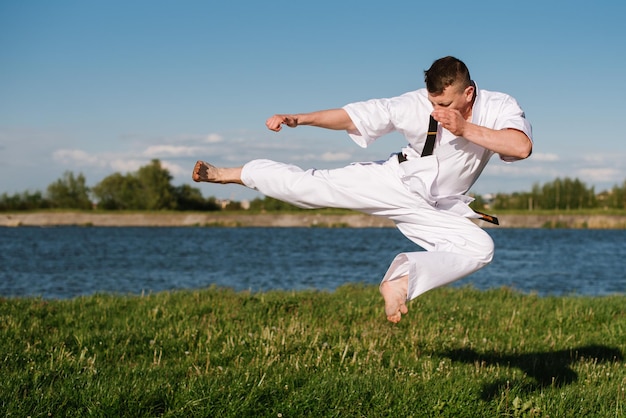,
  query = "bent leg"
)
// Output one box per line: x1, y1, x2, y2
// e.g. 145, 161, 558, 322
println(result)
383, 209, 495, 301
